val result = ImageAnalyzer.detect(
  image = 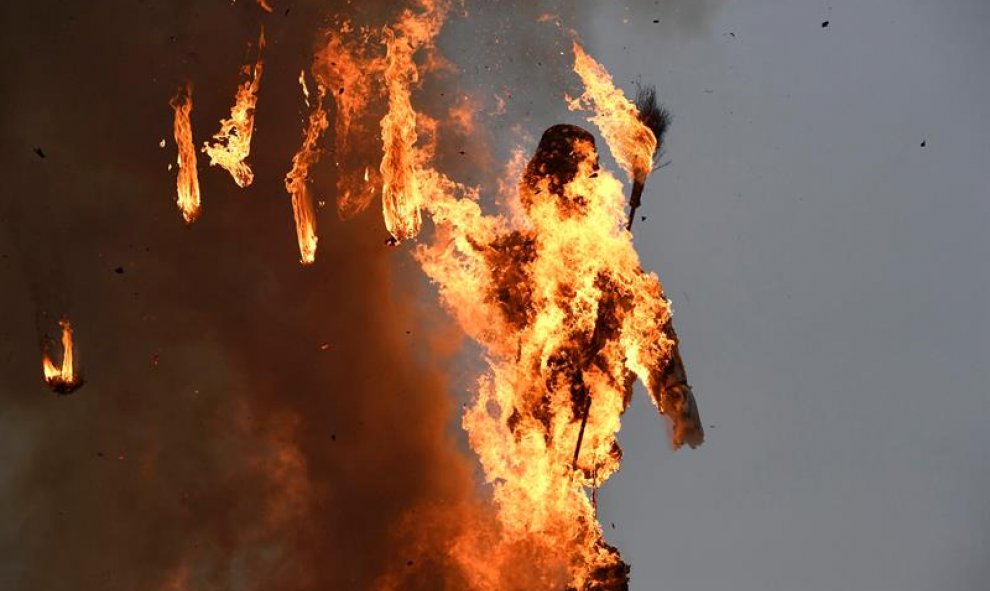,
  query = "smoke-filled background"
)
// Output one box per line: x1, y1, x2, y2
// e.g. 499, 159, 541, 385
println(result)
0, 1, 987, 591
